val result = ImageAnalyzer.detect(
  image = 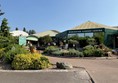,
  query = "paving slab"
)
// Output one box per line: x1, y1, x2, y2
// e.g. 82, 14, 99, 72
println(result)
47, 56, 118, 83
